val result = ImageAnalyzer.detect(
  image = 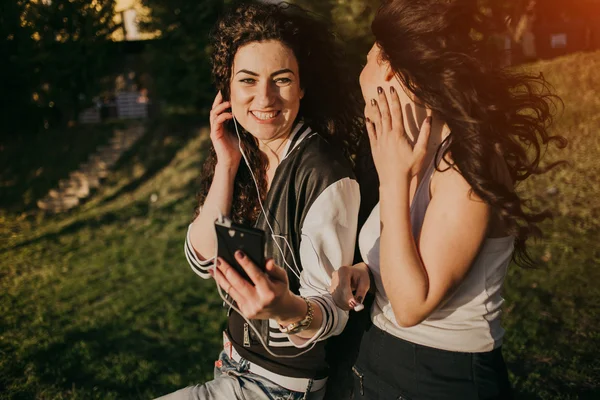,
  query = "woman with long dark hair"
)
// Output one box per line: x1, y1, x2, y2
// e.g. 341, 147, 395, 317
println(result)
330, 0, 567, 398
157, 2, 364, 399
